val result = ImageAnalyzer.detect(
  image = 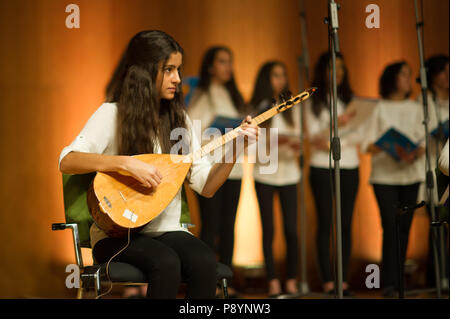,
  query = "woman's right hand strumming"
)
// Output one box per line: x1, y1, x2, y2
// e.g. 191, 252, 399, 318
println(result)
122, 156, 163, 189
60, 151, 162, 189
